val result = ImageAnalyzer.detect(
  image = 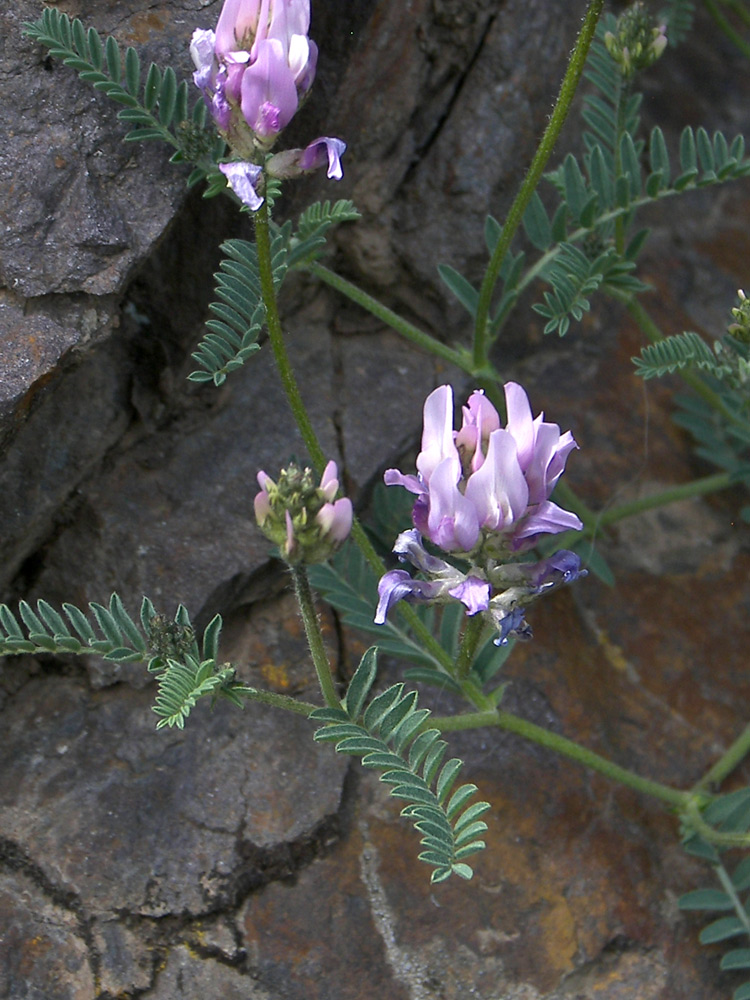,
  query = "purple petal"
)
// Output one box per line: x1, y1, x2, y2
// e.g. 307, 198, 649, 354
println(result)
384, 469, 424, 496
392, 529, 452, 575
464, 429, 528, 532
511, 500, 583, 547
319, 459, 339, 500
492, 607, 533, 646
215, 0, 260, 55
416, 385, 459, 483
374, 570, 442, 624
448, 576, 491, 615
190, 28, 216, 74
219, 162, 264, 210
299, 137, 346, 179
455, 390, 500, 472
504, 382, 535, 469
531, 550, 585, 589
426, 457, 480, 551
240, 38, 298, 137
317, 498, 353, 542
